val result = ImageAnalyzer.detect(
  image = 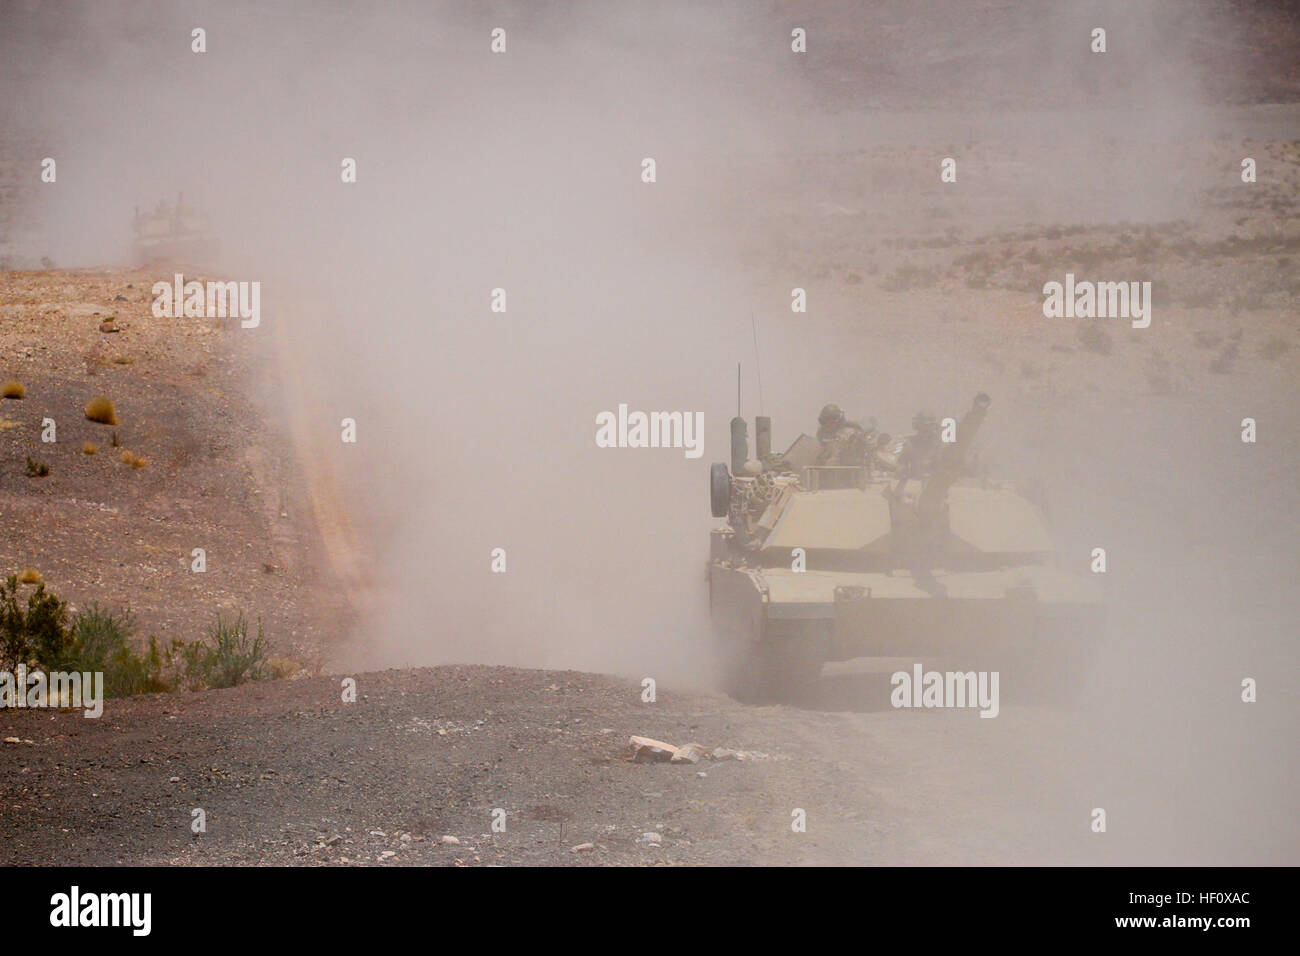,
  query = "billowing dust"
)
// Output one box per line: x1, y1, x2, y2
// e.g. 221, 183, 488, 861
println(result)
3, 1, 1296, 864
